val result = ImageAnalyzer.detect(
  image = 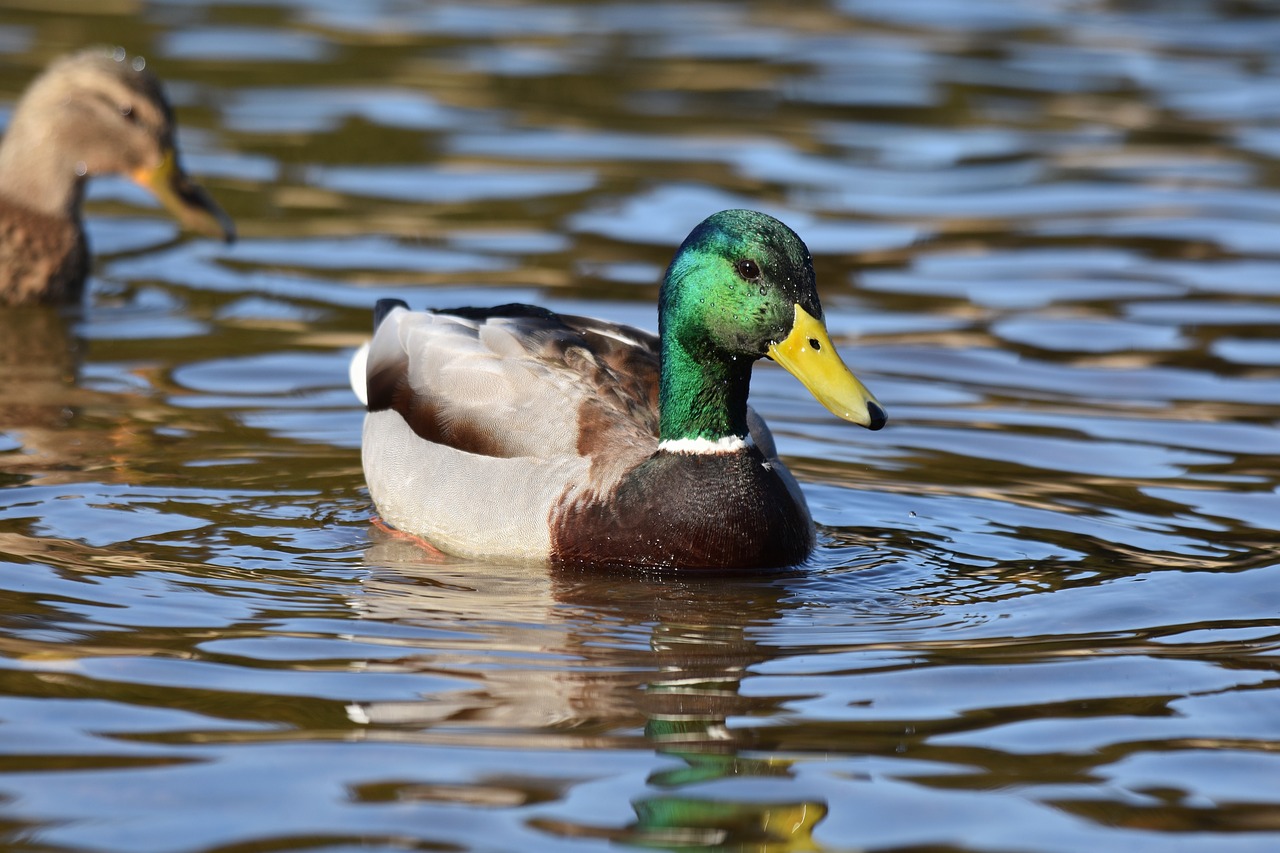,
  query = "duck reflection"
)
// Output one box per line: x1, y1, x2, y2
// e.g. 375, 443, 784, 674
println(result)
627, 651, 827, 852
0, 307, 84, 479
0, 306, 154, 487
357, 533, 829, 851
